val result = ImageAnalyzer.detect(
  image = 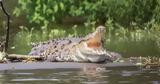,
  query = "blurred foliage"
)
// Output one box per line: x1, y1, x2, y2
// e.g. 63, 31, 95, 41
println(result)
10, 0, 160, 56
13, 0, 160, 27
